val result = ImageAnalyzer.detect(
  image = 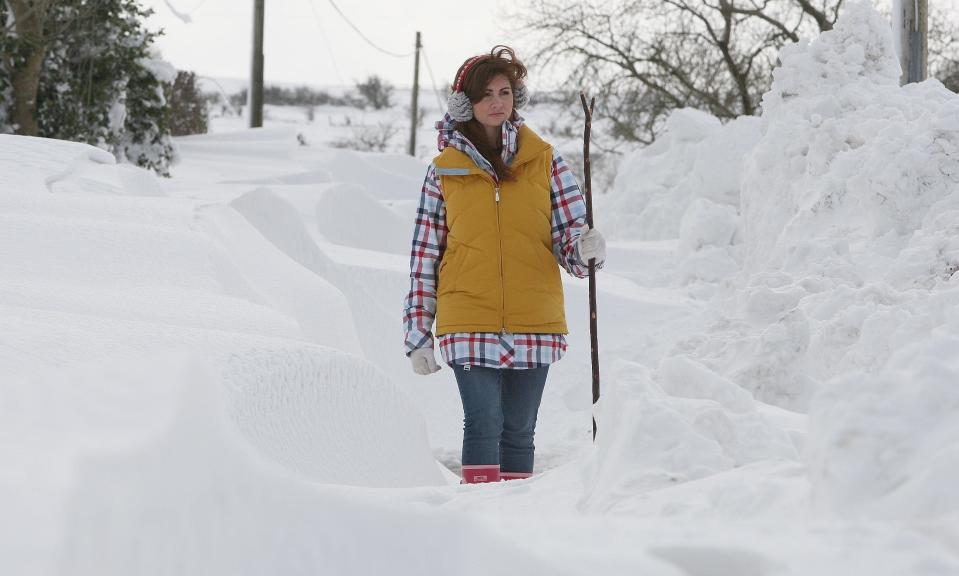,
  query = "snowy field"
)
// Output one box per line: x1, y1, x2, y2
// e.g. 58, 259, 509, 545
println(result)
3, 3, 959, 574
